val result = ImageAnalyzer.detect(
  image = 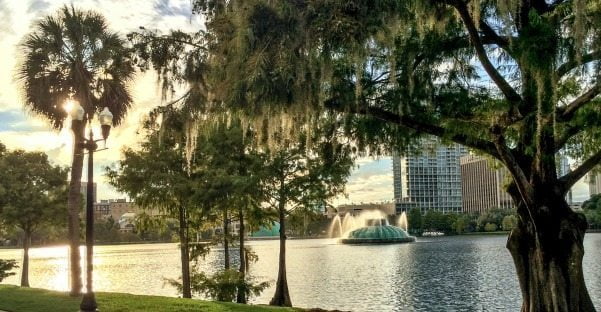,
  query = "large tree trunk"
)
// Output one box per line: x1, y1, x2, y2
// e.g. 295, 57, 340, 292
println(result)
236, 206, 247, 304
223, 207, 230, 270
68, 124, 84, 296
270, 202, 291, 307
20, 230, 31, 287
178, 205, 191, 299
507, 194, 596, 312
